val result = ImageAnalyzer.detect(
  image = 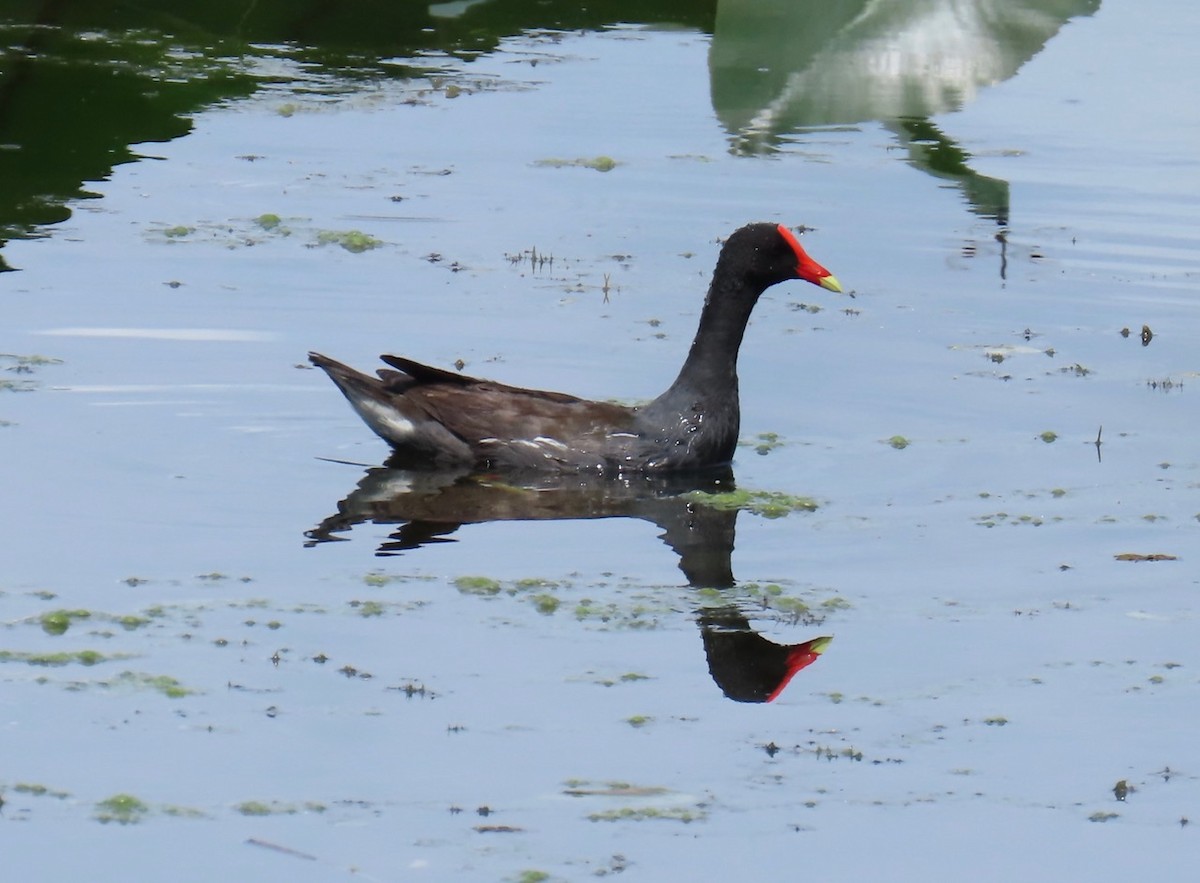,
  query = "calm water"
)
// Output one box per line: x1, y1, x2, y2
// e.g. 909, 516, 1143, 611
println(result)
2, 1, 1199, 880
